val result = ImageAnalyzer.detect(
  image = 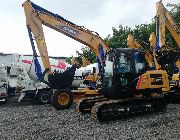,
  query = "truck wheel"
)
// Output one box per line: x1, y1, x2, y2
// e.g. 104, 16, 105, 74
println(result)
37, 91, 50, 105
52, 89, 73, 110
